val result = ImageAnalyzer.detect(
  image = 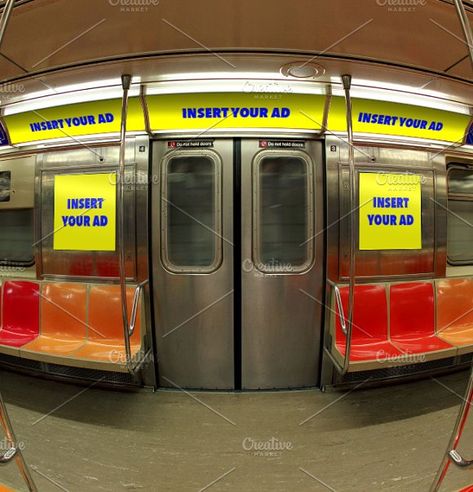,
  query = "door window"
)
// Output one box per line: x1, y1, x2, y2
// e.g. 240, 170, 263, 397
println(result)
162, 153, 222, 272
253, 152, 314, 273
